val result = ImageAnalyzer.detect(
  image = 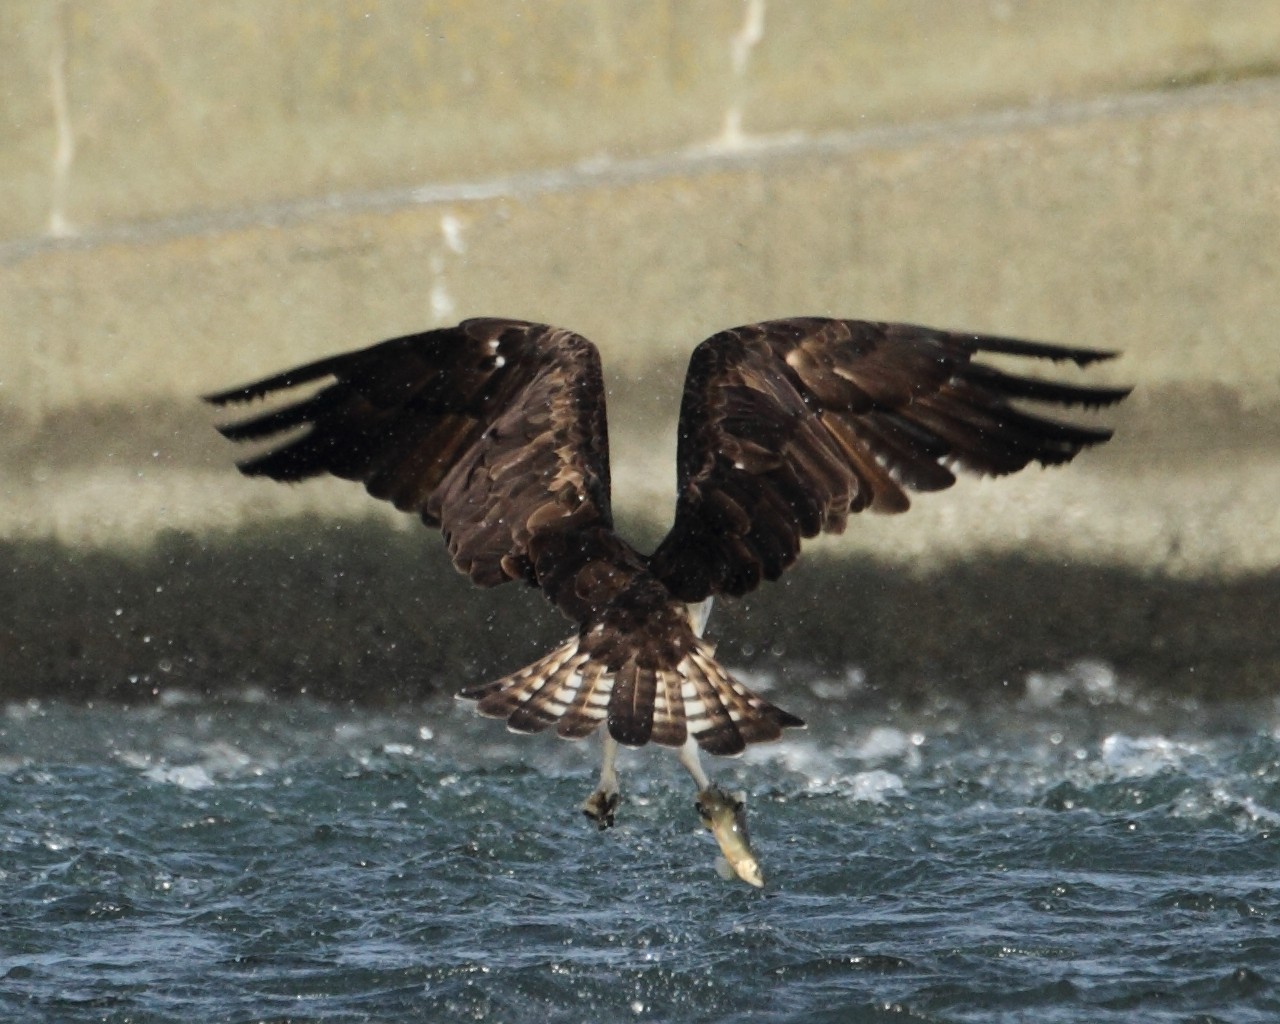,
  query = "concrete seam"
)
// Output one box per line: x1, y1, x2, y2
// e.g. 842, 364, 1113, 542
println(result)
2, 76, 1277, 267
